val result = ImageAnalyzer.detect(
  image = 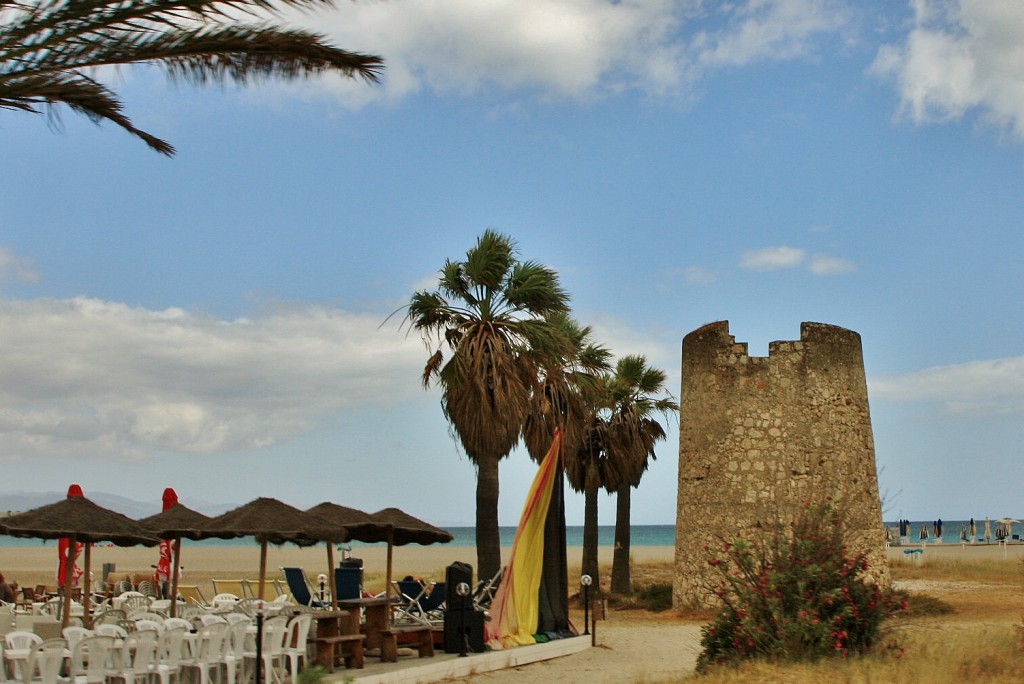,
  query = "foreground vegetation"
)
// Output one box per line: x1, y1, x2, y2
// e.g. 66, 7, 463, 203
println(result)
671, 551, 1024, 682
